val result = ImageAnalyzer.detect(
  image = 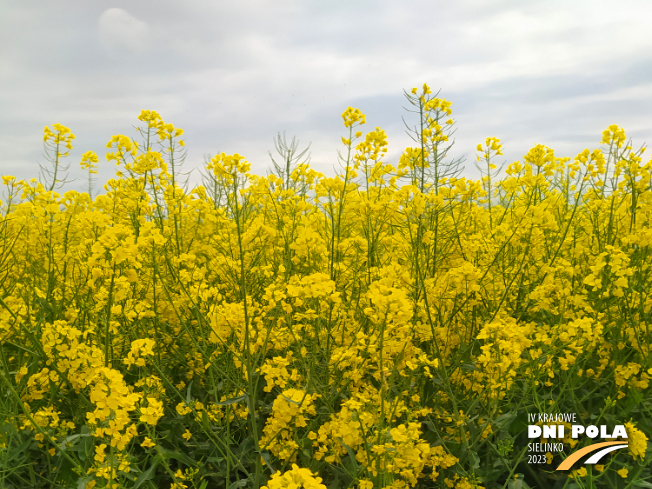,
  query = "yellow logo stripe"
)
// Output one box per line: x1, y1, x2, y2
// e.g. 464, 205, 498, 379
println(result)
556, 441, 628, 470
